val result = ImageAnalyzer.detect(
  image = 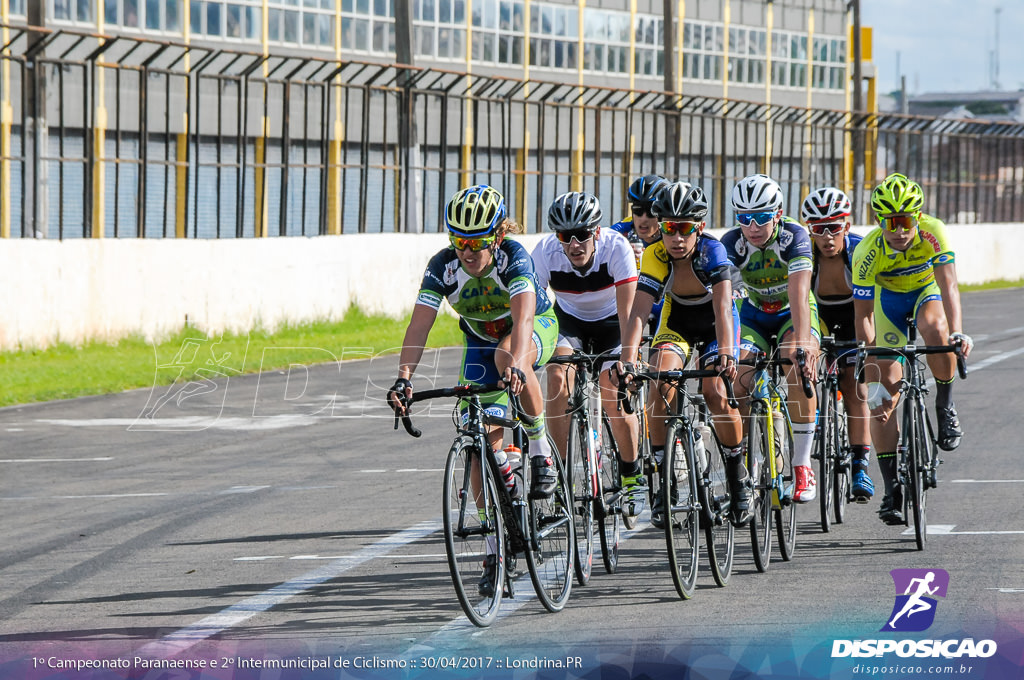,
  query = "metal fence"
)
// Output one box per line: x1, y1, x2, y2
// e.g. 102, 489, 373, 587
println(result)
2, 24, 1024, 239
